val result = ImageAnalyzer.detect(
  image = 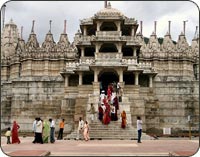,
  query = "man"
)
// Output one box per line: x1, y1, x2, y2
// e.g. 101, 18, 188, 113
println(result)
57, 119, 65, 140
137, 116, 143, 143
32, 118, 37, 143
76, 117, 84, 140
88, 103, 96, 122
35, 118, 43, 144
49, 118, 55, 143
